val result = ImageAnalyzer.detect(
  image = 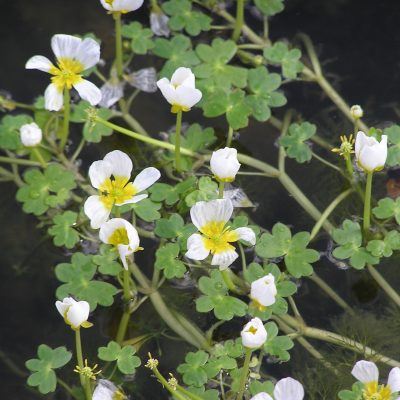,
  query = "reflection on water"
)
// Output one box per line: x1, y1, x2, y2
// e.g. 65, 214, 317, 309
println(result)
1, 0, 400, 398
